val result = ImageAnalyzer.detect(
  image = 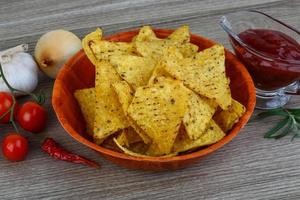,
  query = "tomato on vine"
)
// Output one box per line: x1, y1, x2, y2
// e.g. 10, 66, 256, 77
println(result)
2, 133, 28, 161
0, 92, 19, 124
17, 102, 47, 133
